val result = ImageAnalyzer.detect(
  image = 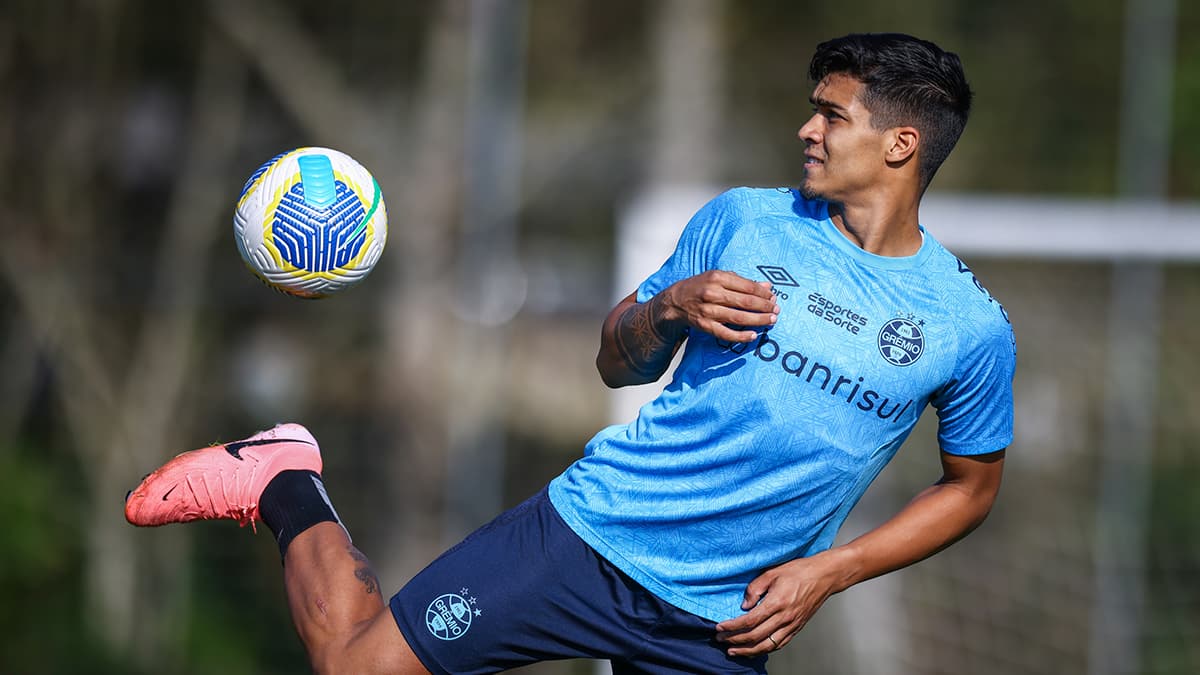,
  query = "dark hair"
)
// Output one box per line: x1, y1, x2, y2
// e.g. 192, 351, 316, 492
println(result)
808, 33, 972, 190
